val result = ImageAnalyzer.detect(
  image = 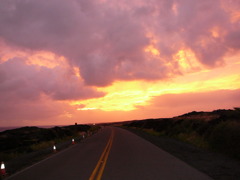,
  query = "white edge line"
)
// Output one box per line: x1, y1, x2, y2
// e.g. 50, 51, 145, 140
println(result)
5, 143, 79, 180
